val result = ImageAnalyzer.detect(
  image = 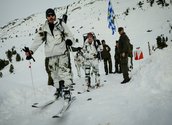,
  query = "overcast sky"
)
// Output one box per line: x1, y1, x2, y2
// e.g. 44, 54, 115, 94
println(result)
0, 0, 76, 27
